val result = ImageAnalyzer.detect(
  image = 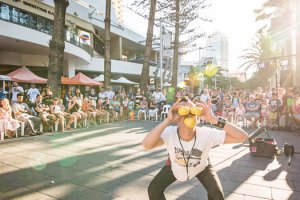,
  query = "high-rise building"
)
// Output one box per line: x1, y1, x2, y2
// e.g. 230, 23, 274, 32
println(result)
206, 32, 228, 70
112, 0, 124, 25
